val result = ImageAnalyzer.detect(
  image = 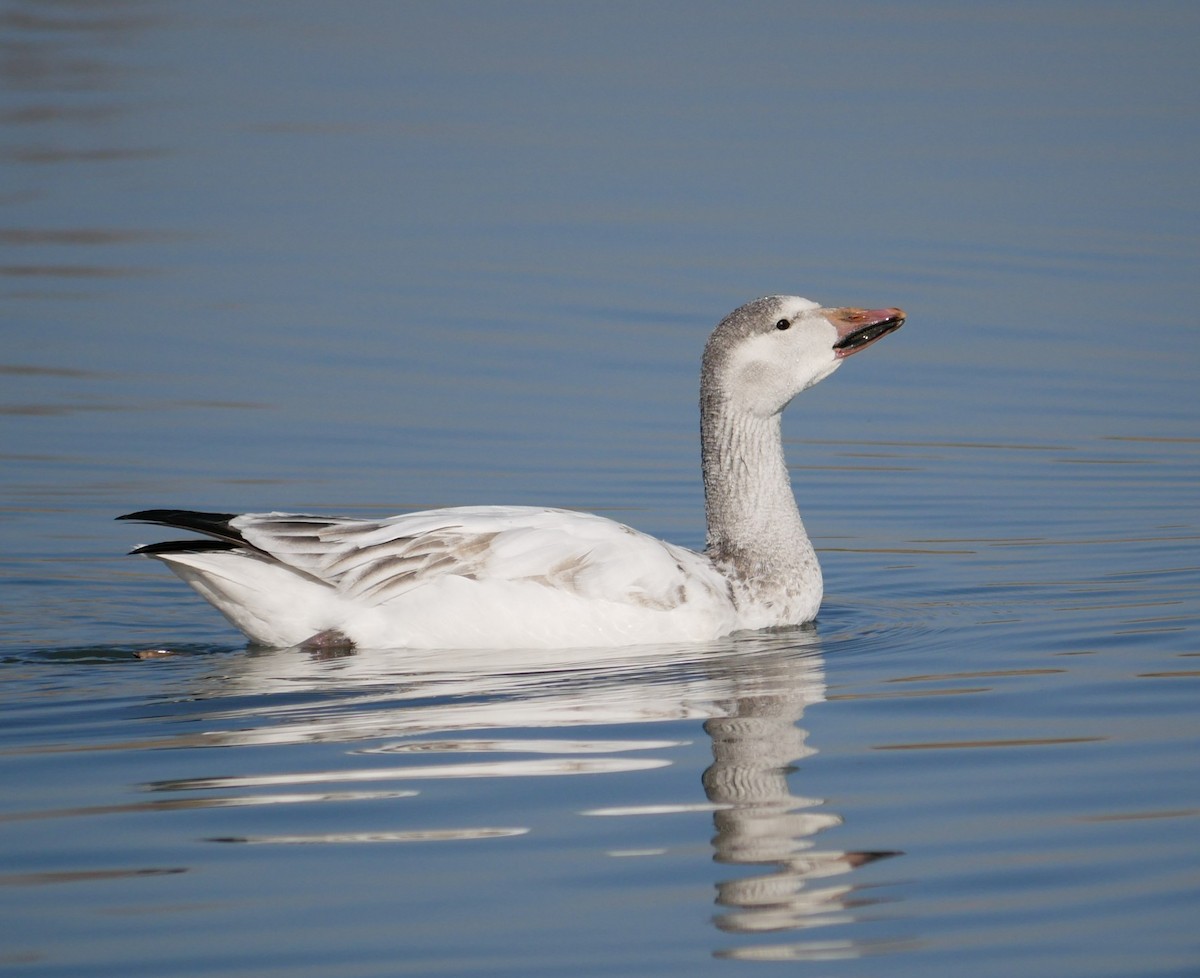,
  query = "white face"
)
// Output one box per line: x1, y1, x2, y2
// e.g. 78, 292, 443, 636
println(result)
716, 297, 843, 417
